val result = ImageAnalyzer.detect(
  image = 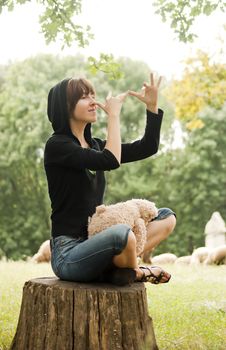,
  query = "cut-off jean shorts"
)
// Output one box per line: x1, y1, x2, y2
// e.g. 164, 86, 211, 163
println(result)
50, 207, 175, 283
